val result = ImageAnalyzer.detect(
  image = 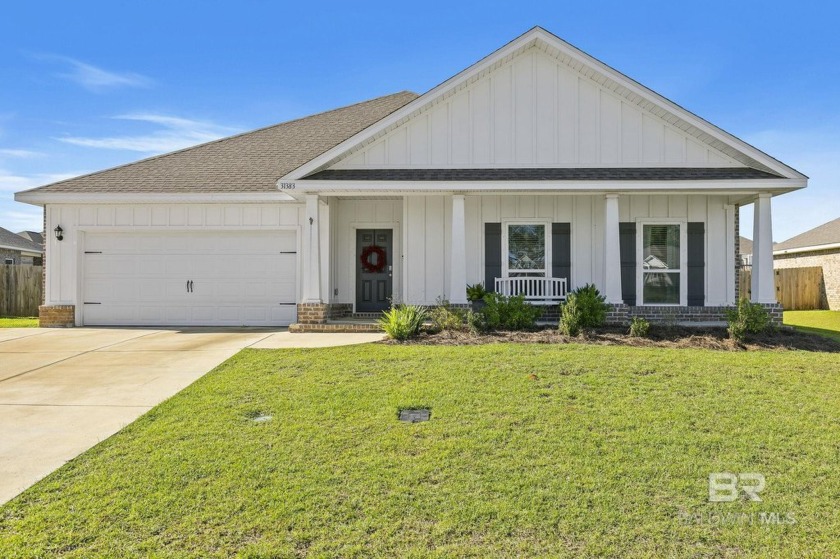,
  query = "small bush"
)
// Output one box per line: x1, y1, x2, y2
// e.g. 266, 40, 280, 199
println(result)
629, 317, 650, 338
569, 283, 608, 328
429, 299, 467, 332
379, 305, 427, 340
466, 309, 488, 334
558, 294, 582, 336
482, 293, 541, 331
466, 283, 487, 302
726, 299, 773, 341
559, 284, 608, 336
